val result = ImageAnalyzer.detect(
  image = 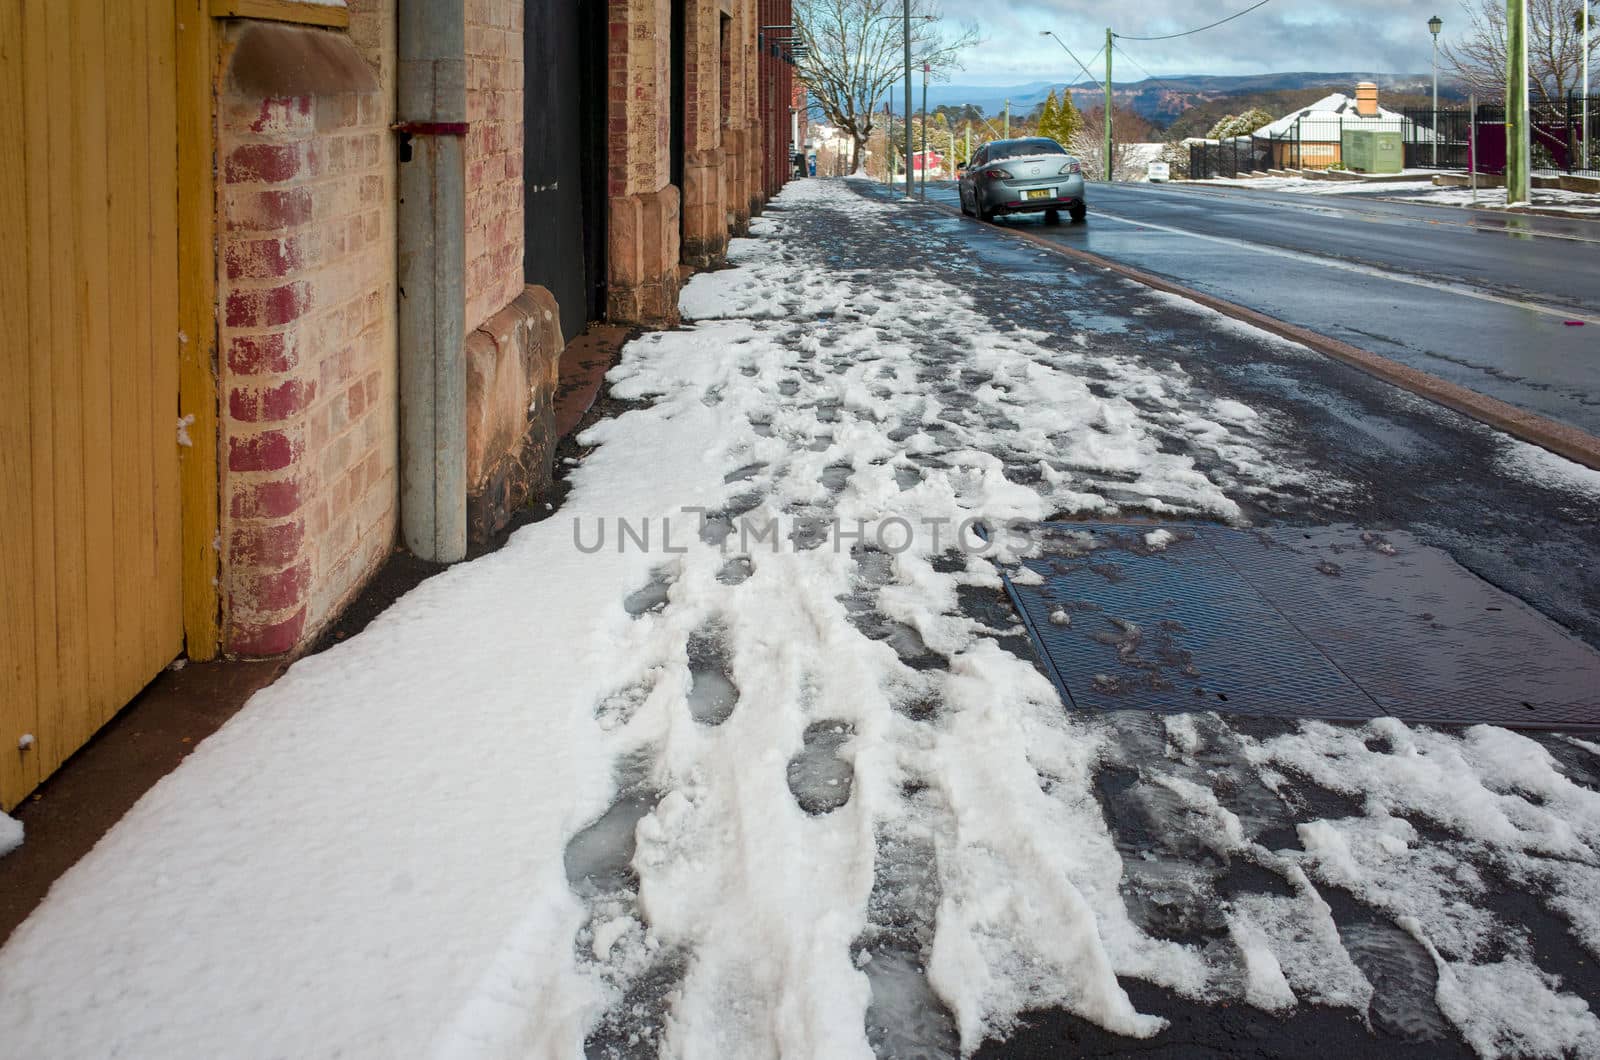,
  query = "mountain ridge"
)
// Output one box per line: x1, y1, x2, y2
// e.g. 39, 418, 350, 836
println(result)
904, 72, 1463, 128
